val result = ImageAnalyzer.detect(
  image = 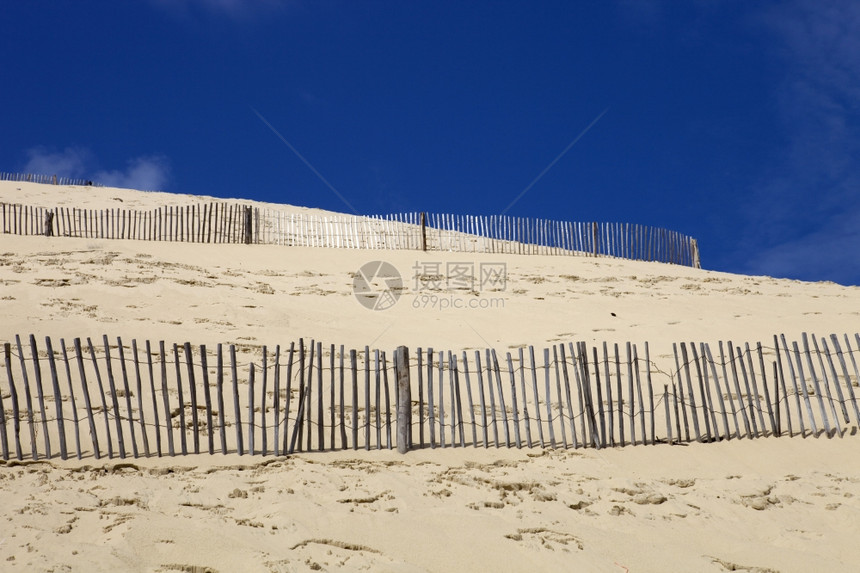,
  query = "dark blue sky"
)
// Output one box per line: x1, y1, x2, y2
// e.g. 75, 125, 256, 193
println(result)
3, 1, 860, 284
